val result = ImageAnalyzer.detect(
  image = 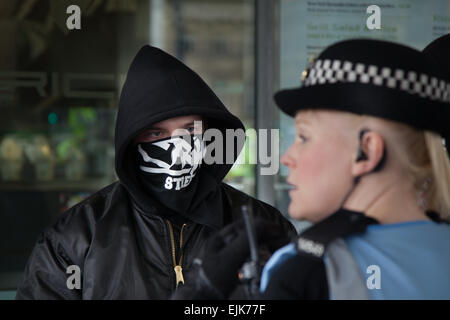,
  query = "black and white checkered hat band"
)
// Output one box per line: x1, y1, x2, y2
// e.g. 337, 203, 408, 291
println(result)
303, 59, 450, 103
